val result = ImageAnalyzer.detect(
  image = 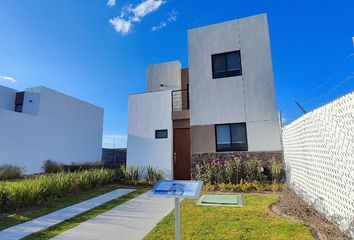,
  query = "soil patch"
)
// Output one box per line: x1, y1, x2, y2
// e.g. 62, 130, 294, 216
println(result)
270, 186, 350, 240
